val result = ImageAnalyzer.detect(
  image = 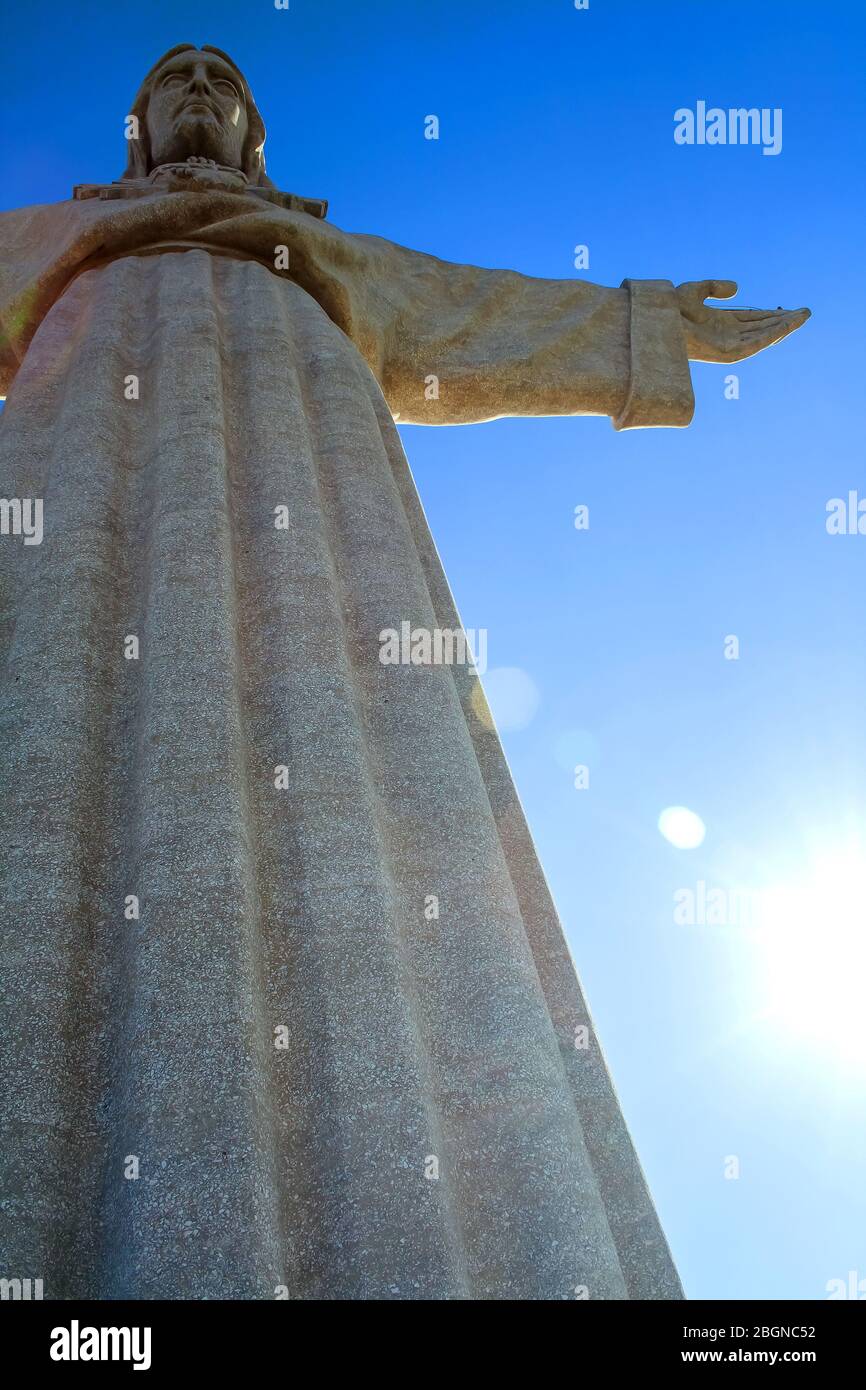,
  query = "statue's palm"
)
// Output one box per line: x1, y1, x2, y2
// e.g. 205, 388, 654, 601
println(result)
677, 280, 810, 363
